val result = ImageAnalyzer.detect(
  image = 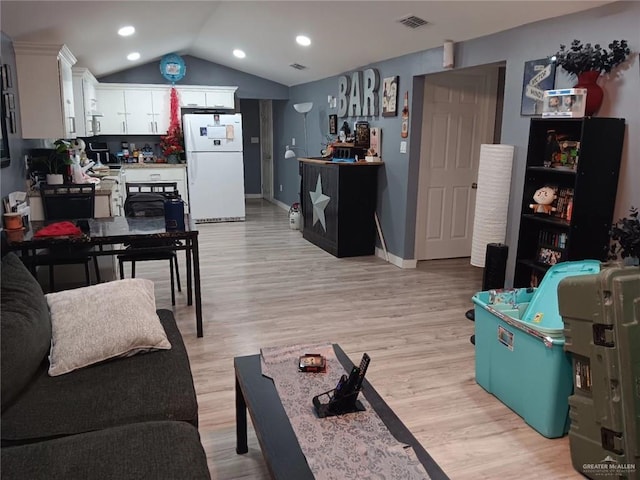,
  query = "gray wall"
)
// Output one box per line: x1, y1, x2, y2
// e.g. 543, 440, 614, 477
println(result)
99, 55, 289, 100
281, 1, 640, 284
